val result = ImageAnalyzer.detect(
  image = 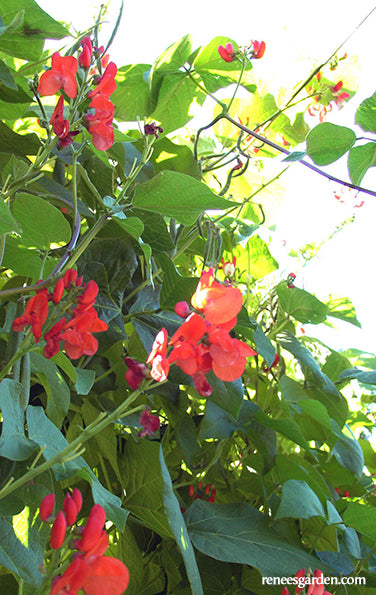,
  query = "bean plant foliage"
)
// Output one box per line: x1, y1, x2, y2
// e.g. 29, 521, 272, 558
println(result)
1, 1, 376, 594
